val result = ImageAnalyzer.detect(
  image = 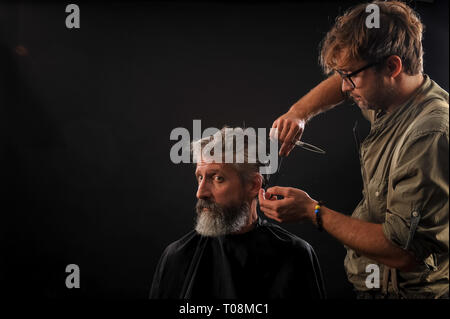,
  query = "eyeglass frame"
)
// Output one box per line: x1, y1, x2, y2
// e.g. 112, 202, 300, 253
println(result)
335, 56, 390, 89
